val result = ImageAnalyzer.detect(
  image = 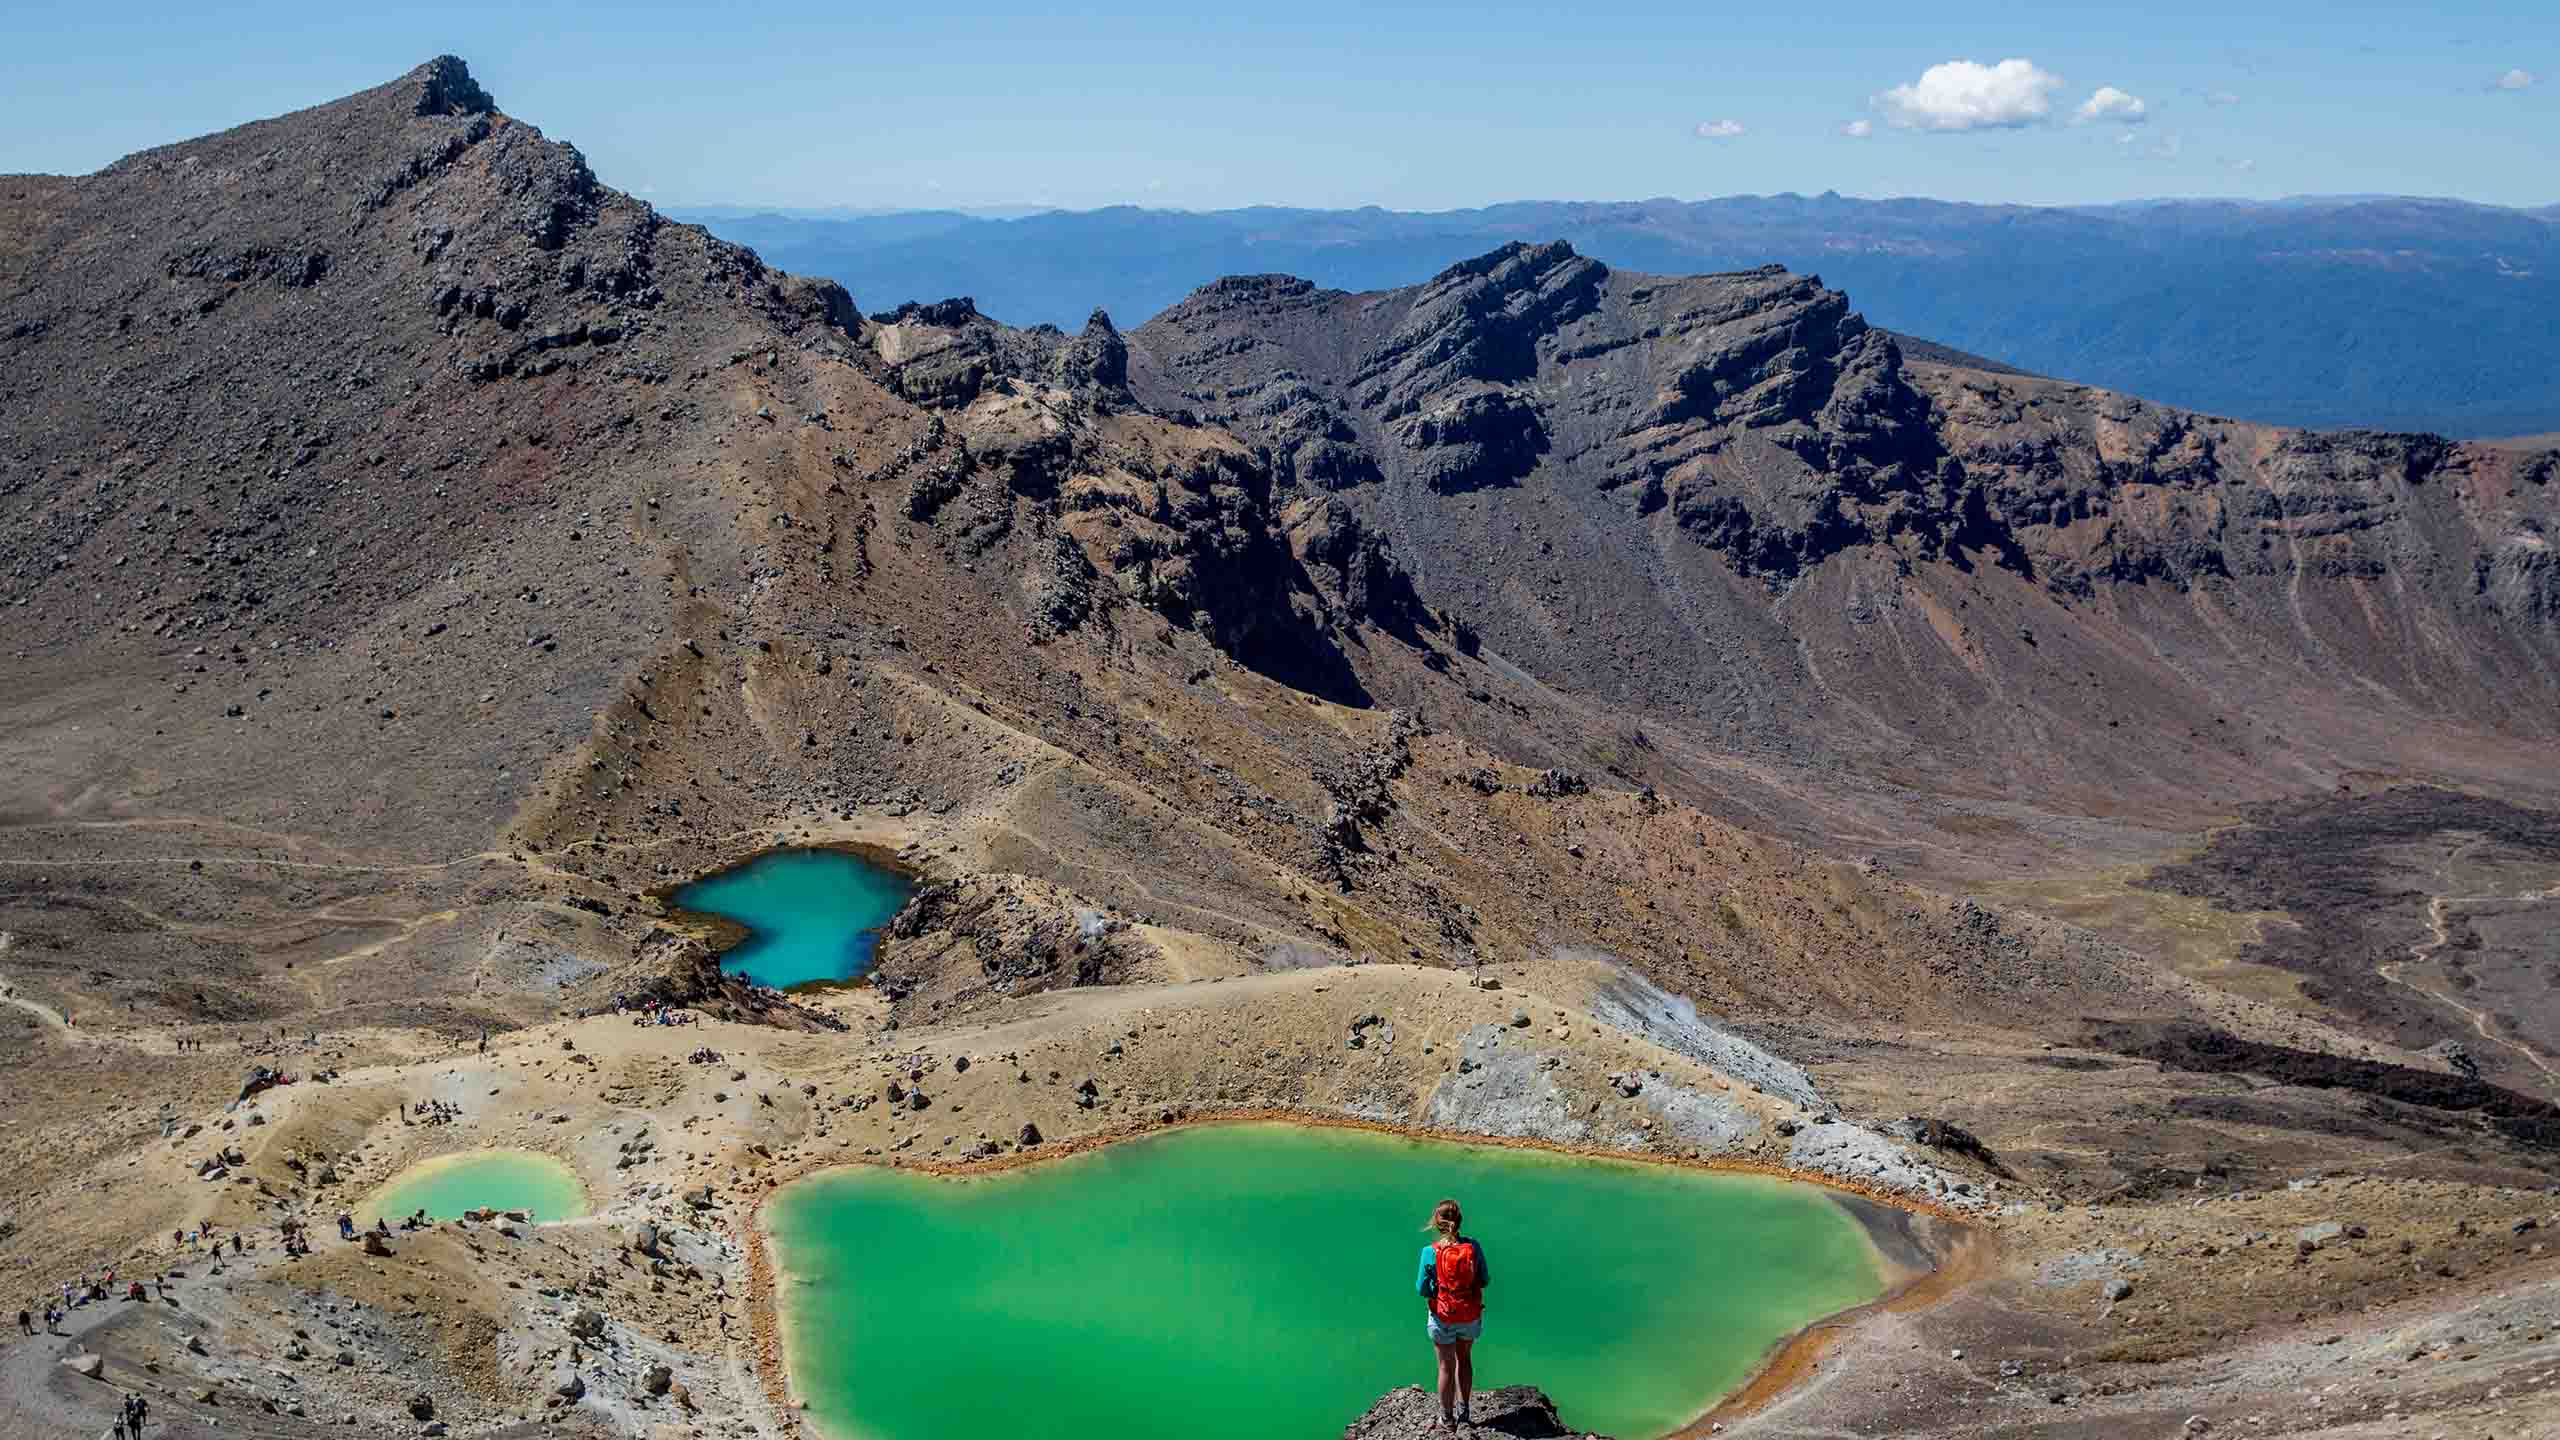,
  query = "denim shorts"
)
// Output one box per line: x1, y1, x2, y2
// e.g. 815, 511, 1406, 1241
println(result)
1426, 1314, 1483, 1345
